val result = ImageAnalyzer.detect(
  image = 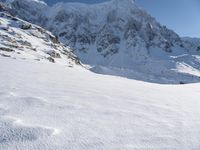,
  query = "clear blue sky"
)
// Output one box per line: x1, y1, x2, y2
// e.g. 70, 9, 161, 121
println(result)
43, 0, 200, 38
